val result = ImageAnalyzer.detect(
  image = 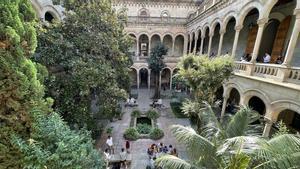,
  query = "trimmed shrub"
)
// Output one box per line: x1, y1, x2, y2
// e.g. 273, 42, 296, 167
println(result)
131, 109, 141, 117
136, 123, 151, 134
170, 98, 187, 118
147, 109, 160, 119
149, 128, 164, 140
124, 127, 139, 141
